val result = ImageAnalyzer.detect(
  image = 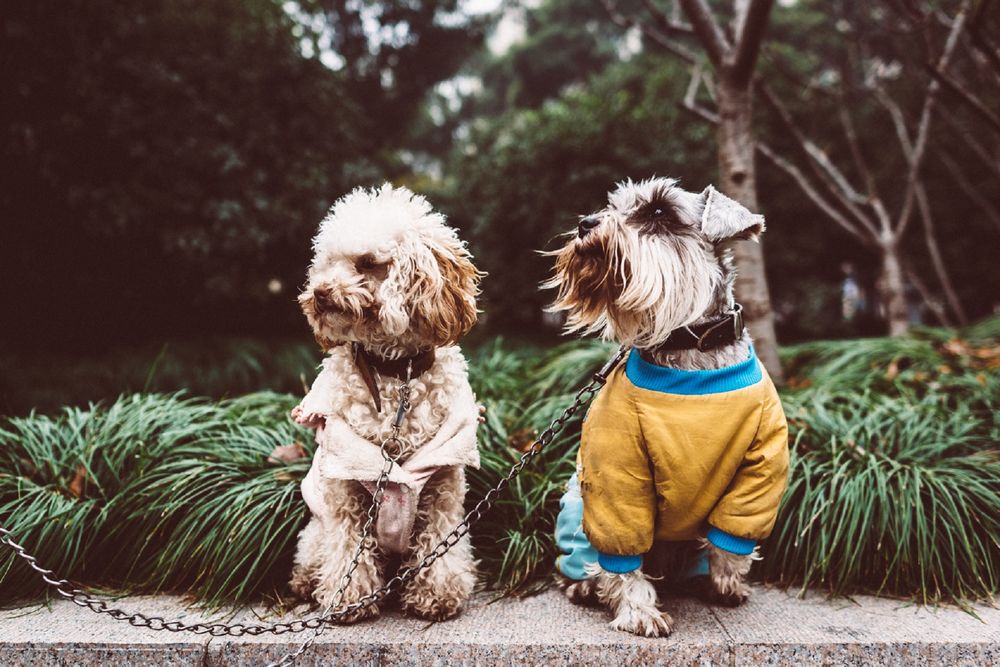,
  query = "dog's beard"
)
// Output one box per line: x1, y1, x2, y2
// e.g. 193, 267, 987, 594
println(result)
300, 279, 454, 358
547, 225, 721, 348
545, 232, 624, 335
300, 286, 400, 355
